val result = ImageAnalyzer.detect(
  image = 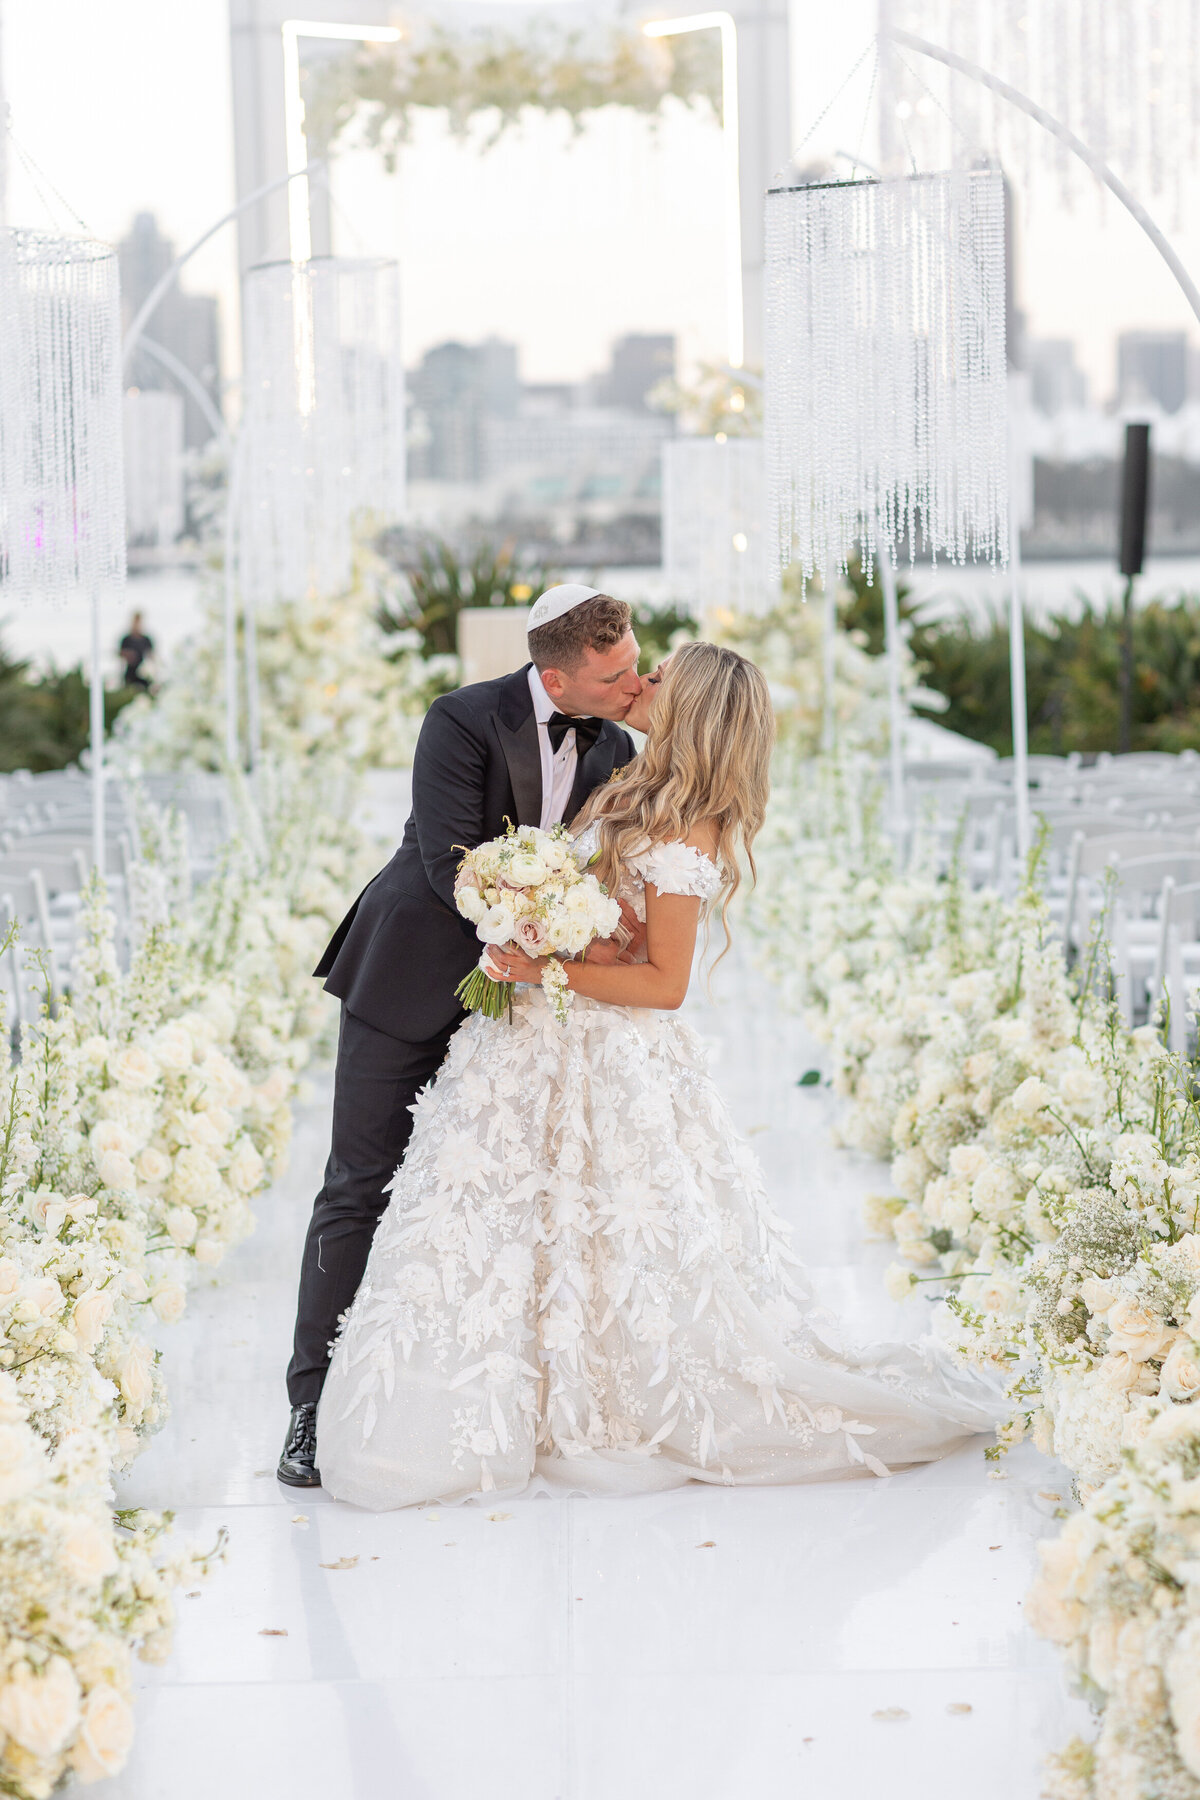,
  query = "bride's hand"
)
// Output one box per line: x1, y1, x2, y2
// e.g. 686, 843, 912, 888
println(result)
485, 944, 544, 984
